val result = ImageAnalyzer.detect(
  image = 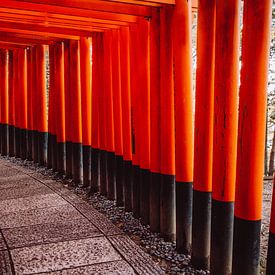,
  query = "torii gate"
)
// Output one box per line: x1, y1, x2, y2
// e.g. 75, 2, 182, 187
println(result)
0, 1, 273, 274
